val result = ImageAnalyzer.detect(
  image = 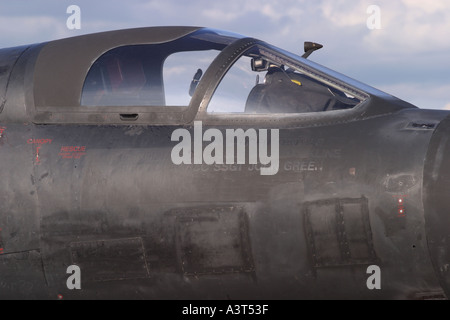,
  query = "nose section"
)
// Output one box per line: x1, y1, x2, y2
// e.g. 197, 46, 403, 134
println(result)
424, 116, 450, 298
